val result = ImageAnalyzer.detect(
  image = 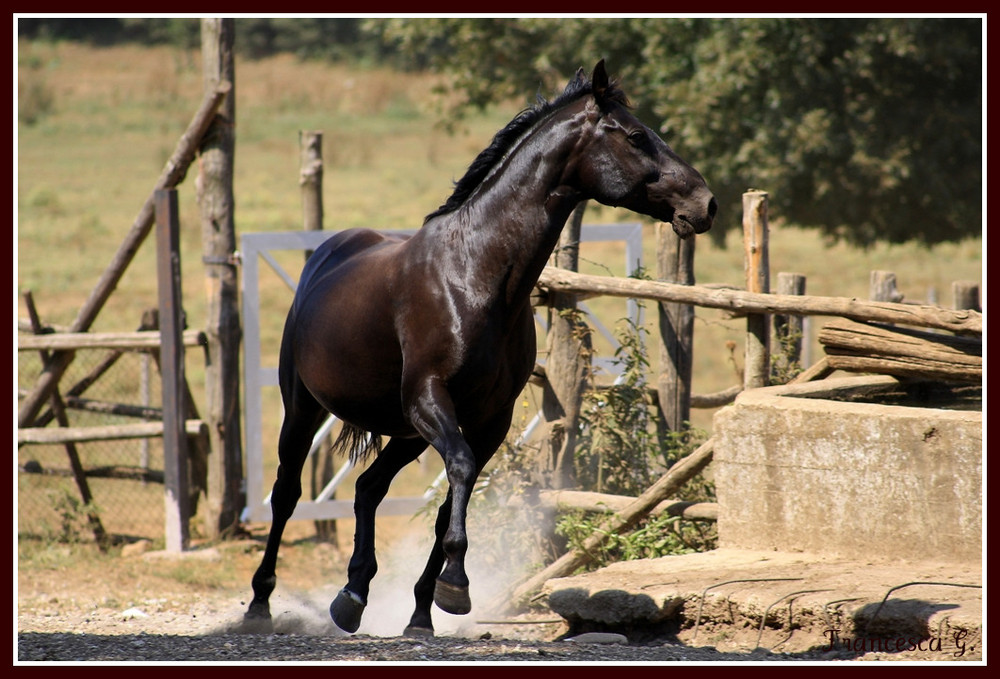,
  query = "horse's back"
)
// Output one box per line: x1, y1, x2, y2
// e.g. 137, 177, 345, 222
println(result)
294, 228, 408, 315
